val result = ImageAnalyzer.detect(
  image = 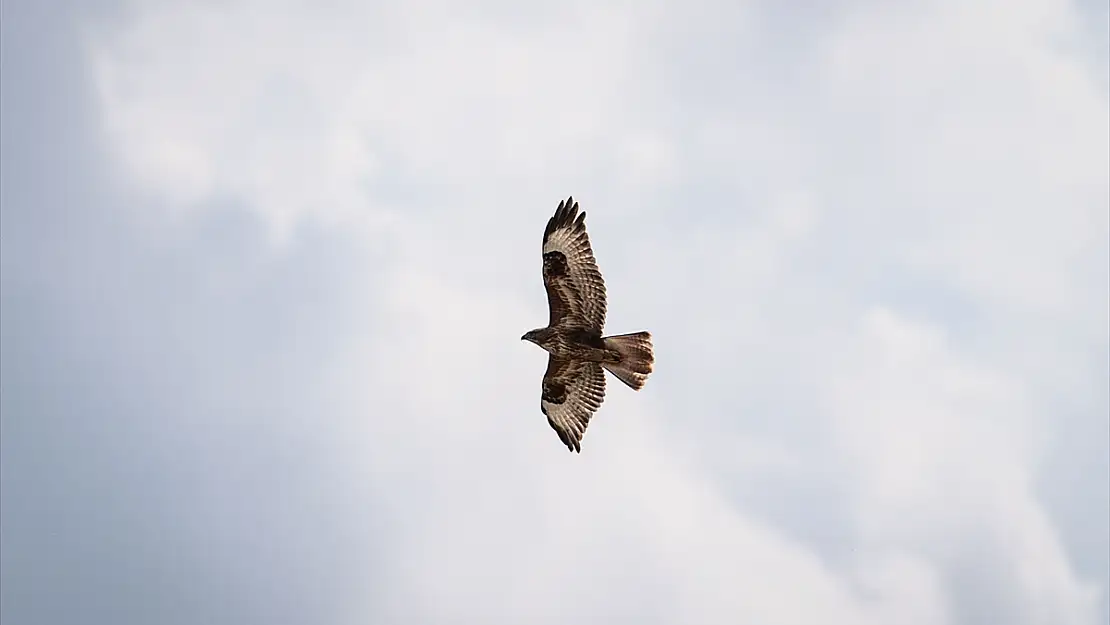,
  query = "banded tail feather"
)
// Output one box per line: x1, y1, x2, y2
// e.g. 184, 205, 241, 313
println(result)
601, 331, 654, 390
